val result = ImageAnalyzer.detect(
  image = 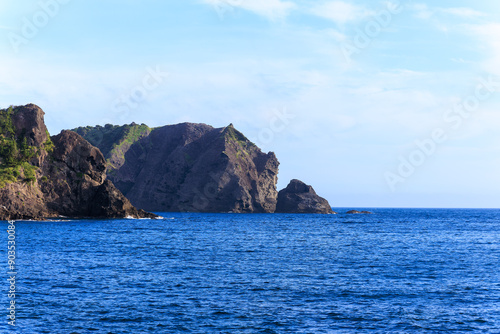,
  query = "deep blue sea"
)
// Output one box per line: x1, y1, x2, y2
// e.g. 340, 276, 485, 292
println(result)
1, 208, 499, 333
